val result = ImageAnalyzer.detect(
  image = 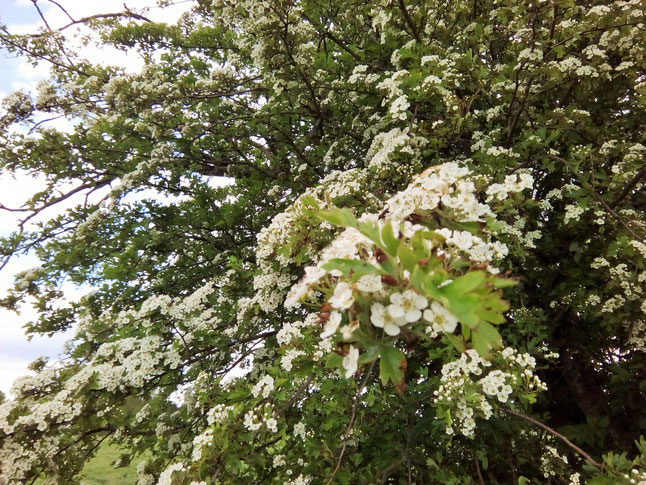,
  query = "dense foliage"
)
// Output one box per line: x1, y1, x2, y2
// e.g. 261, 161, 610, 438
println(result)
1, 0, 646, 483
